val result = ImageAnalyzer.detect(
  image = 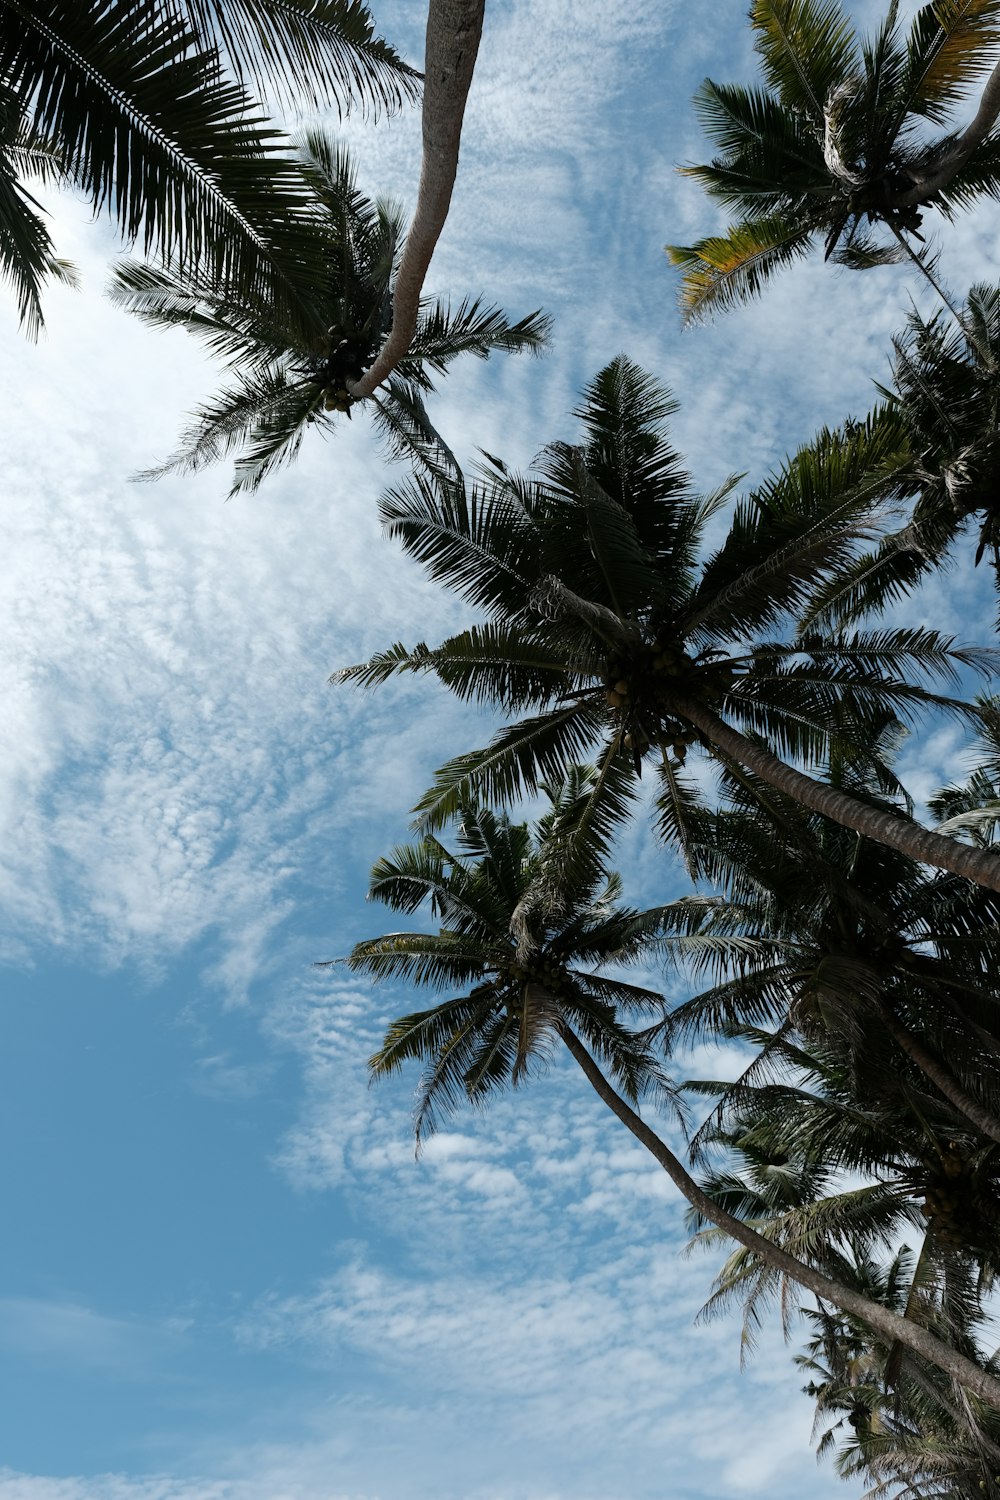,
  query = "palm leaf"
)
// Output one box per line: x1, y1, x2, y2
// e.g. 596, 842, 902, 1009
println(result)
411, 699, 612, 832
184, 0, 421, 116
1, 0, 328, 328
900, 0, 1000, 125
749, 0, 861, 125
667, 216, 818, 322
